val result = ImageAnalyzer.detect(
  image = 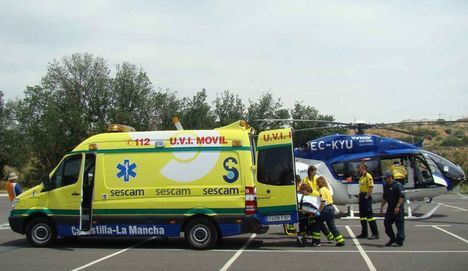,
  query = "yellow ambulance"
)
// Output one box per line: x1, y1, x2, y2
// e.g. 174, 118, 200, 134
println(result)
9, 121, 298, 249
